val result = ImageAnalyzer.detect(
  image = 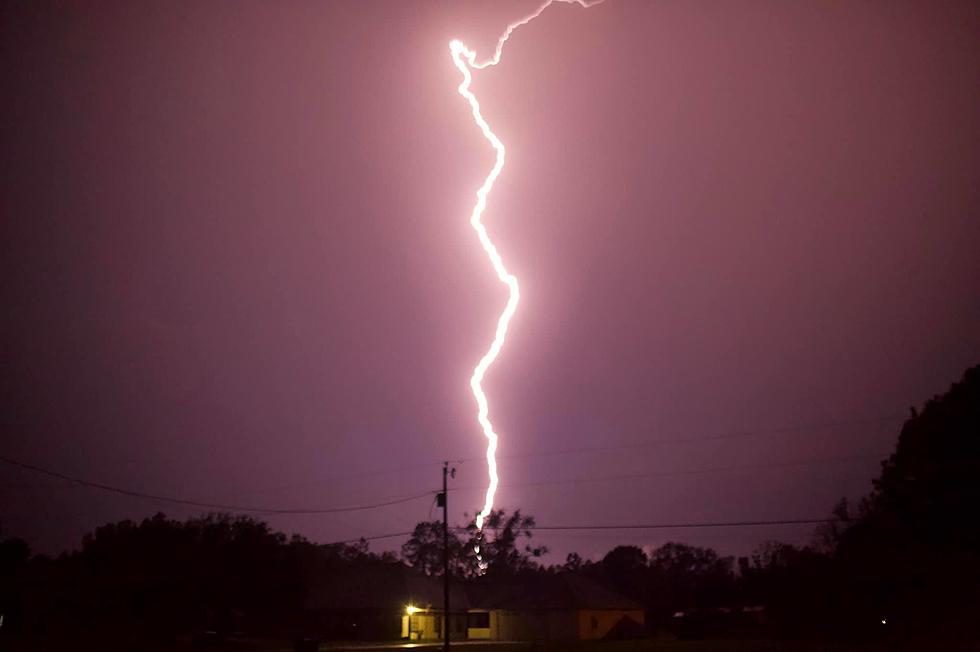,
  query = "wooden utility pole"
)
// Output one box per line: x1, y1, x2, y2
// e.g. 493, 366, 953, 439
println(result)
441, 461, 450, 652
